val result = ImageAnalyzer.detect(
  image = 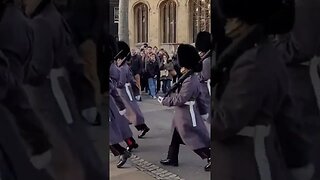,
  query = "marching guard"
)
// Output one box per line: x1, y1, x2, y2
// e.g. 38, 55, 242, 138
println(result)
22, 0, 107, 179
0, 1, 53, 179
195, 31, 213, 123
158, 44, 211, 171
273, 0, 320, 179
212, 0, 295, 179
109, 78, 135, 168
114, 41, 150, 138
